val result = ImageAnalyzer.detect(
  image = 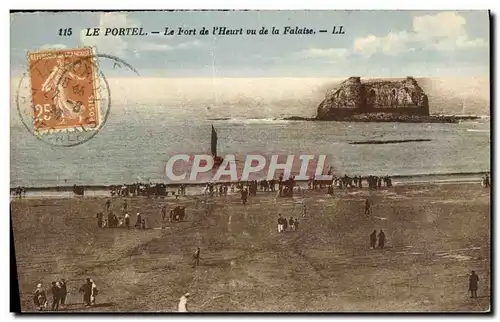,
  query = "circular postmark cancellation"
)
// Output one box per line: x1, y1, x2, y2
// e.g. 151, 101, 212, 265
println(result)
15, 48, 139, 147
